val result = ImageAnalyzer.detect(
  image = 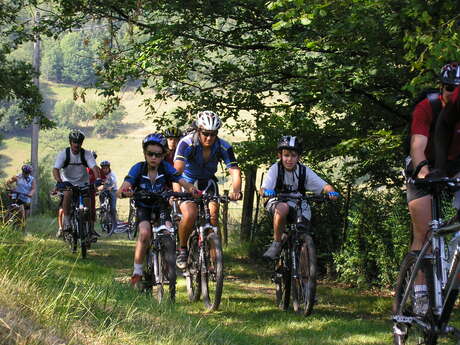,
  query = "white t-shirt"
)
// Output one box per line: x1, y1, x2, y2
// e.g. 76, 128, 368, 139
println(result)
261, 162, 327, 195
103, 171, 118, 191
54, 148, 97, 187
